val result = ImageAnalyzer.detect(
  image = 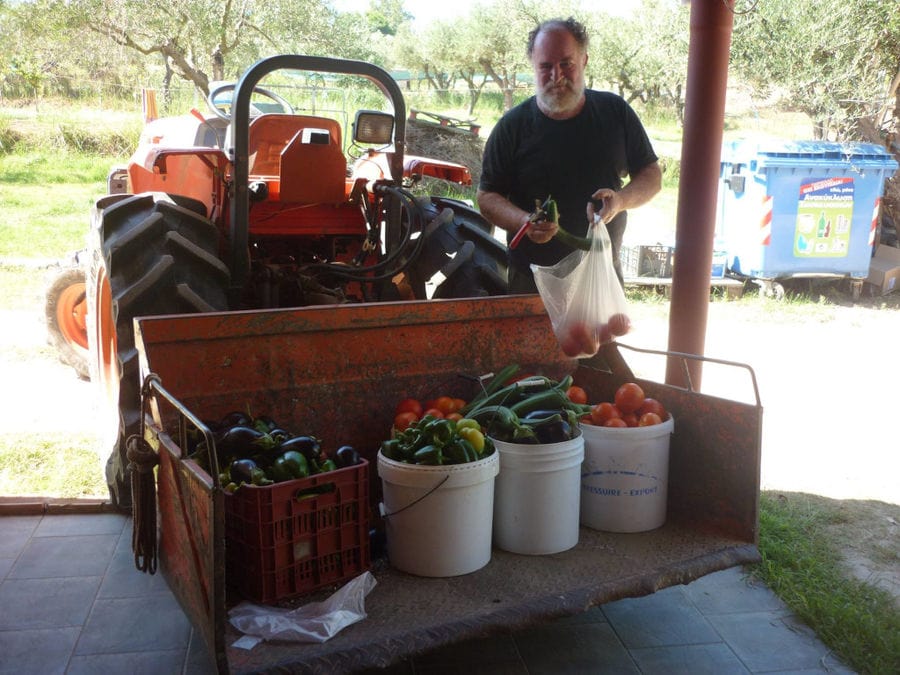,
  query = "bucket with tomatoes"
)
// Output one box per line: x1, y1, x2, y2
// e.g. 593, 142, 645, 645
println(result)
579, 382, 674, 533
